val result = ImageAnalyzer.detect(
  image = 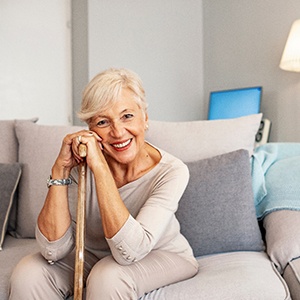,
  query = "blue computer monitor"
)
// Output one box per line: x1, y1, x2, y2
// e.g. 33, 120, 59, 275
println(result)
208, 86, 262, 120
